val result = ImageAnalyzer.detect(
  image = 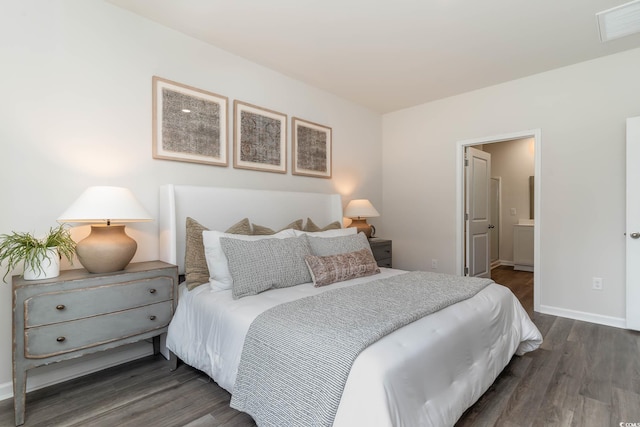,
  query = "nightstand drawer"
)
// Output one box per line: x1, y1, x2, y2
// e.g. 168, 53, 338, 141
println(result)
24, 301, 173, 359
369, 238, 392, 268
24, 276, 173, 327
371, 245, 391, 262
376, 257, 392, 268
